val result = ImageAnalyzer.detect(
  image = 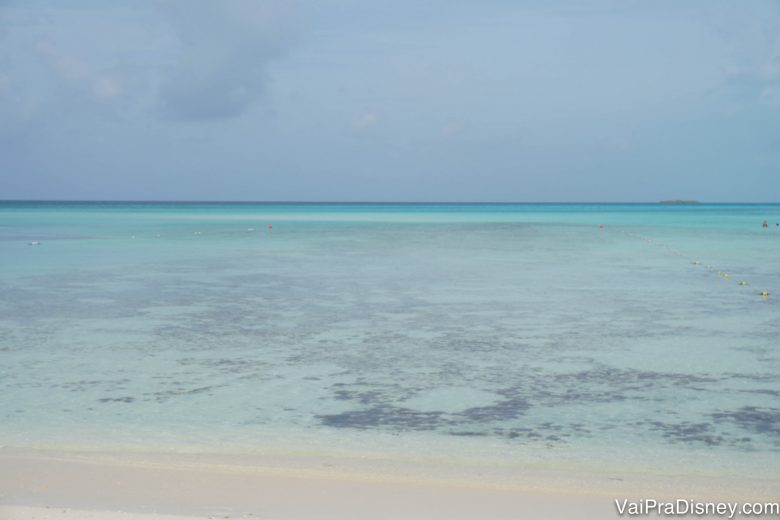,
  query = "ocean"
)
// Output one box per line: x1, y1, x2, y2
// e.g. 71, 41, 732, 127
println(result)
1, 202, 778, 479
